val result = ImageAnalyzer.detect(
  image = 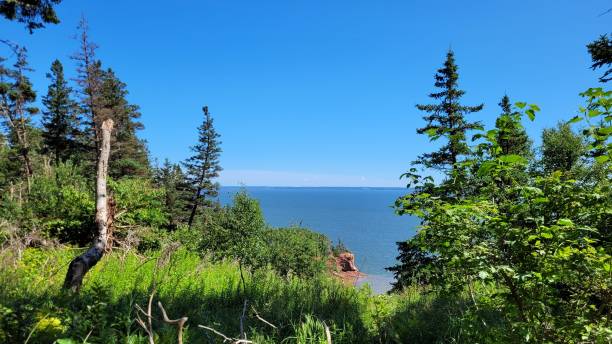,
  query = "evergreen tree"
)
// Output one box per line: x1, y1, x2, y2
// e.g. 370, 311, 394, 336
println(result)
587, 34, 612, 83
72, 17, 109, 167
494, 95, 532, 158
414, 50, 483, 172
390, 50, 483, 291
154, 159, 190, 229
0, 0, 62, 32
183, 106, 222, 228
41, 59, 81, 165
100, 68, 149, 178
0, 41, 39, 190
